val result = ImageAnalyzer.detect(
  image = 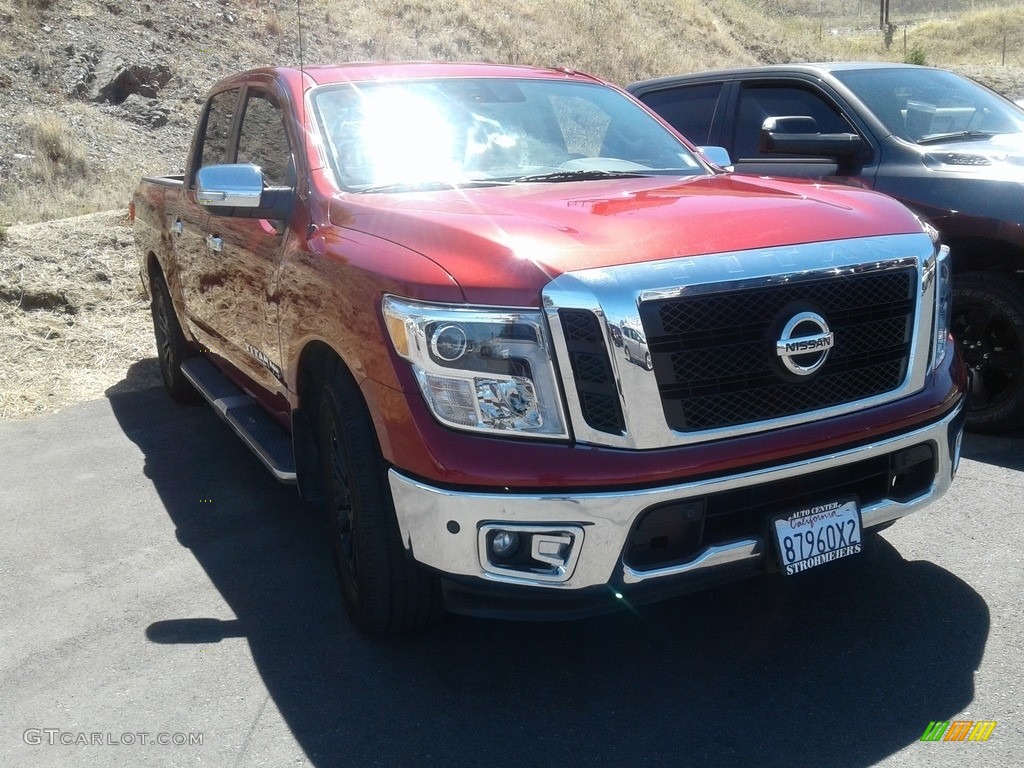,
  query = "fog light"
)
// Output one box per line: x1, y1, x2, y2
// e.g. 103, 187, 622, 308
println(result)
491, 531, 520, 559
479, 524, 584, 583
